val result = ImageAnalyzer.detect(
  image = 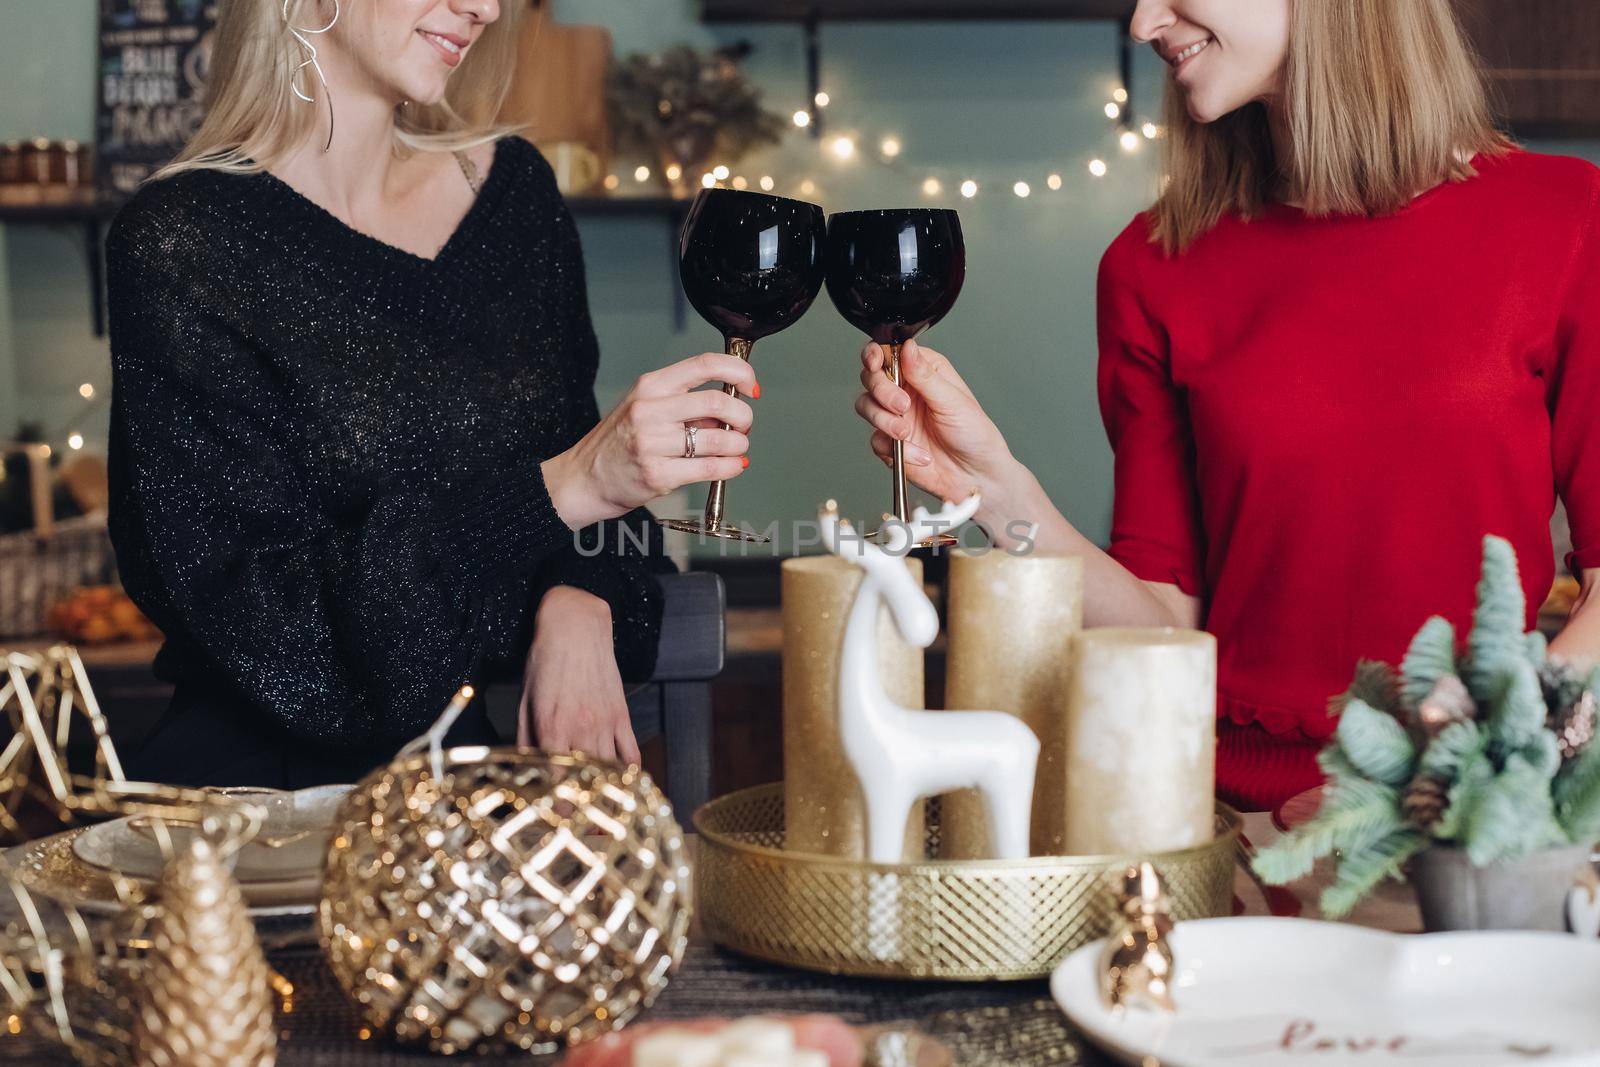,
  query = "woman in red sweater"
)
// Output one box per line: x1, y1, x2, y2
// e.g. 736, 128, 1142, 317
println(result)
854, 0, 1600, 811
